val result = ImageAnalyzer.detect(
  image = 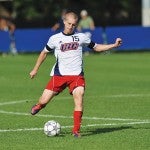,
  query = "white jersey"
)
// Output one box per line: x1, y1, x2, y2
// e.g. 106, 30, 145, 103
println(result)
44, 32, 96, 76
